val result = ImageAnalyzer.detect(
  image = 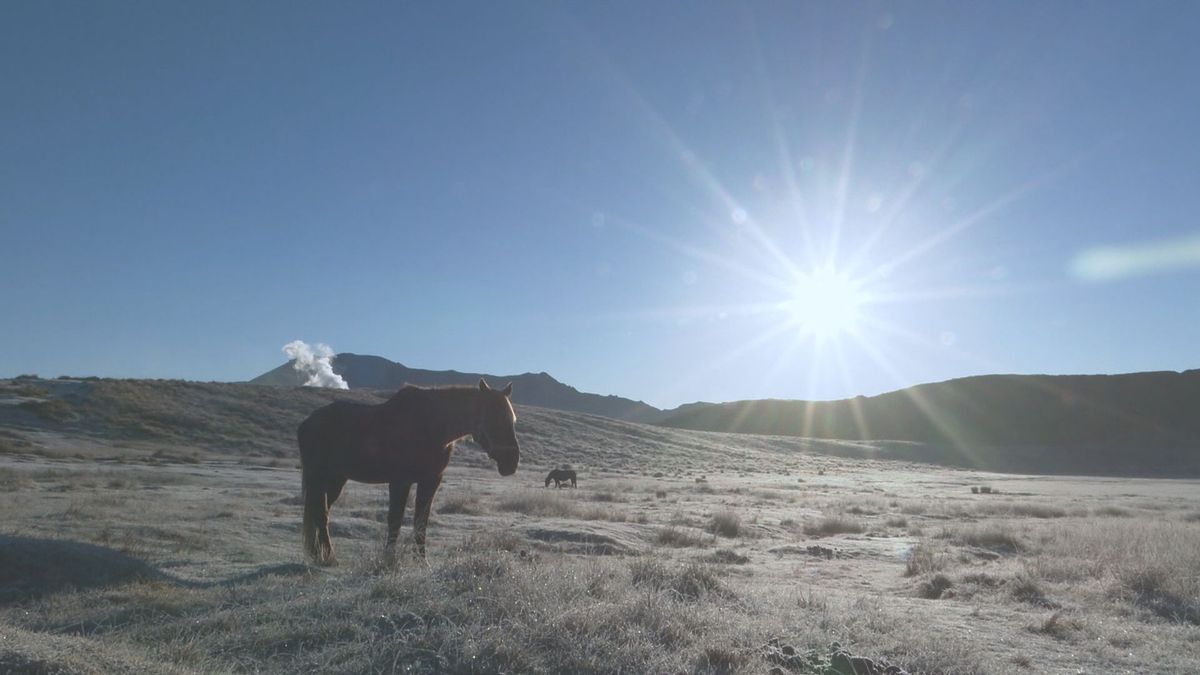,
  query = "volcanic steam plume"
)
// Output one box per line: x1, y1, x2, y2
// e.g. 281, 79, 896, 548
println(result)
282, 340, 349, 389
